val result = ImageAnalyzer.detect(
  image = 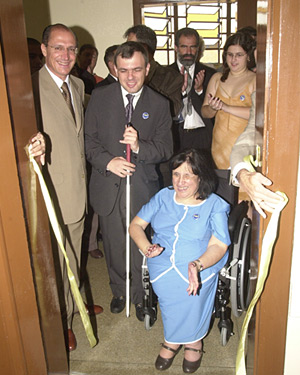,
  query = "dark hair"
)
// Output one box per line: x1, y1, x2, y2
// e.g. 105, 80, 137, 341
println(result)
237, 26, 257, 38
124, 25, 157, 55
104, 44, 119, 67
42, 24, 78, 47
221, 31, 256, 82
169, 148, 218, 200
114, 41, 149, 67
175, 27, 200, 48
78, 44, 98, 56
27, 37, 41, 46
